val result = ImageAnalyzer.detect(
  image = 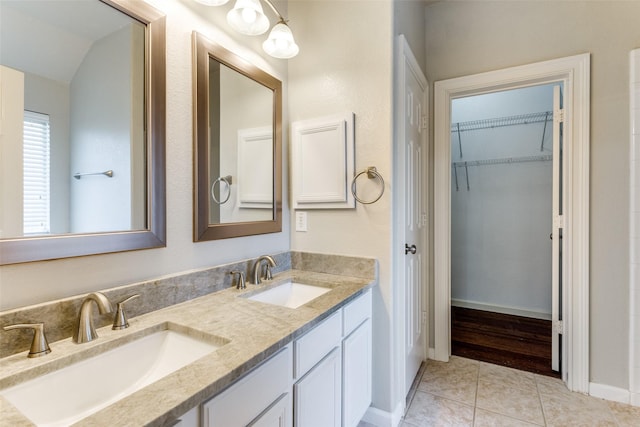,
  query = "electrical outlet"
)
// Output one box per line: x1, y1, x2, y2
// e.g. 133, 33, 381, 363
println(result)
295, 211, 307, 232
